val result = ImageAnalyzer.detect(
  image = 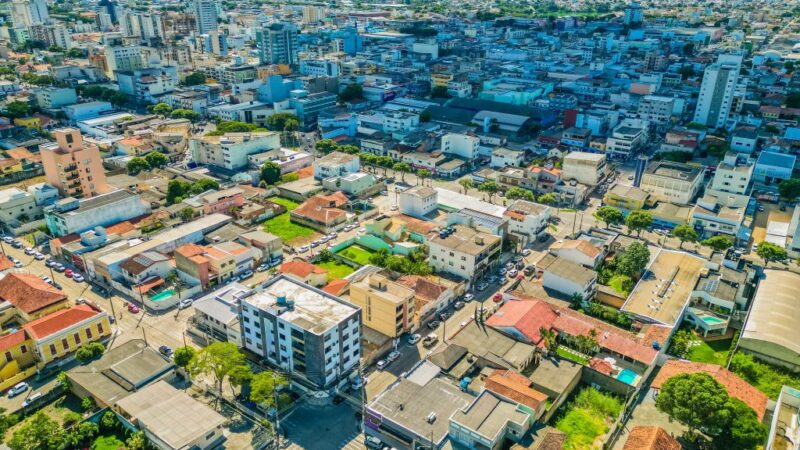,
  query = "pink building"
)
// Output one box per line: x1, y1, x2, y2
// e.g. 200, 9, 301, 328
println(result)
40, 128, 109, 198
201, 187, 245, 215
